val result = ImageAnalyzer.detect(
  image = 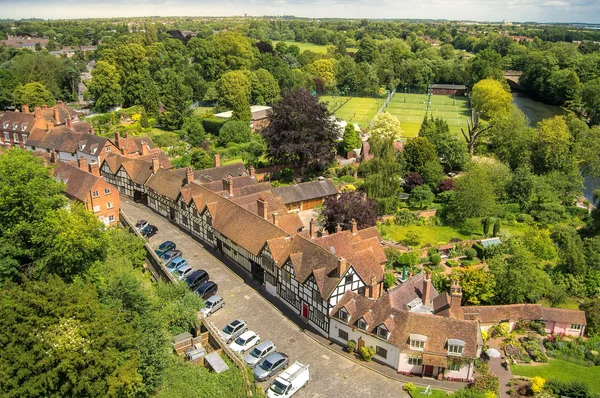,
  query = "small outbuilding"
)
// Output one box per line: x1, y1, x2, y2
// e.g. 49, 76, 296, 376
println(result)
428, 84, 467, 96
